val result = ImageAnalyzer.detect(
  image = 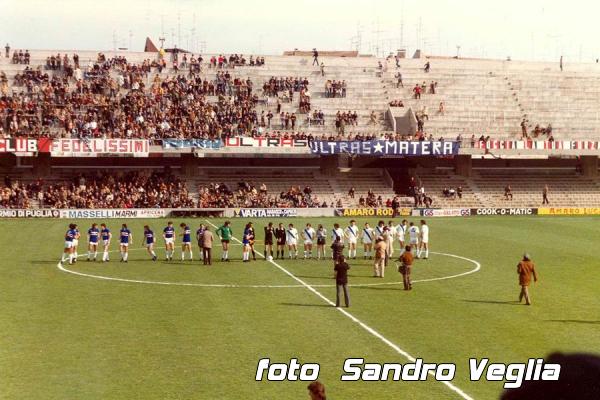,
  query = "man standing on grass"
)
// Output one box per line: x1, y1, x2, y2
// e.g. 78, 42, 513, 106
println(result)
334, 255, 350, 308
374, 237, 387, 278
517, 253, 538, 305
398, 246, 413, 290
201, 226, 214, 266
